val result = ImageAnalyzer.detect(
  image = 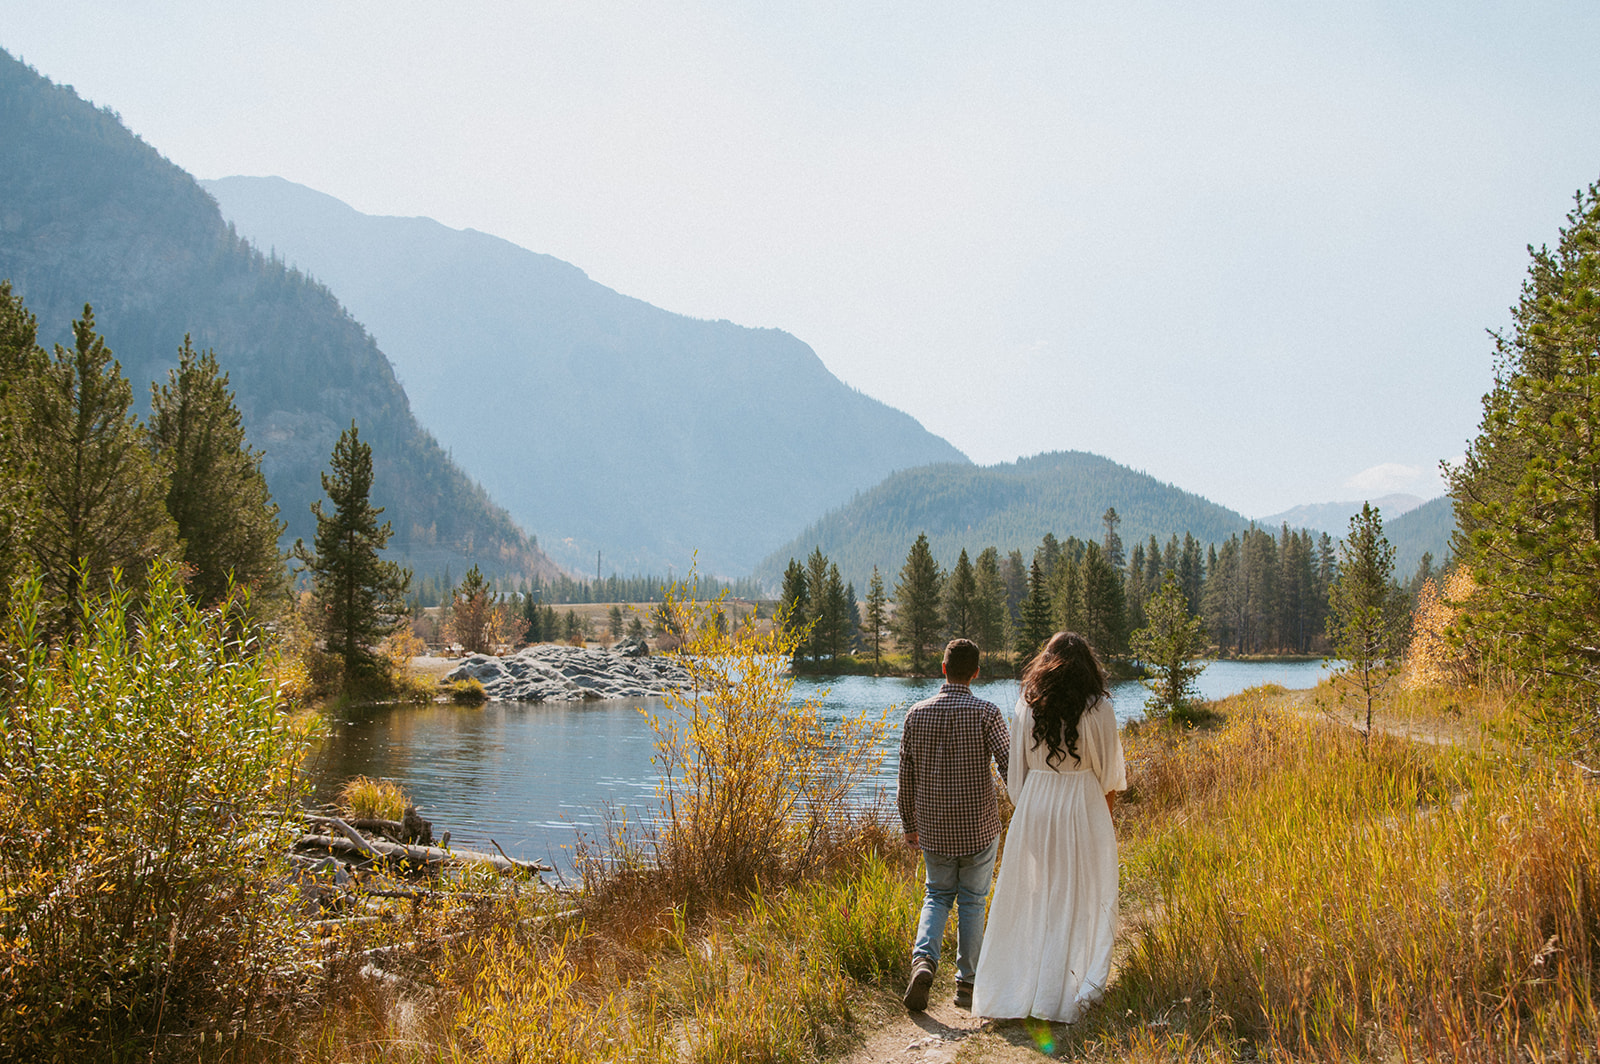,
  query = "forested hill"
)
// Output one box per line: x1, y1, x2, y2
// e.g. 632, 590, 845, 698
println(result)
0, 50, 558, 581
202, 176, 969, 577
754, 450, 1253, 590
